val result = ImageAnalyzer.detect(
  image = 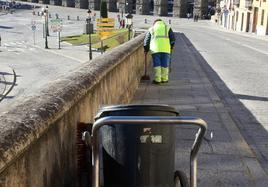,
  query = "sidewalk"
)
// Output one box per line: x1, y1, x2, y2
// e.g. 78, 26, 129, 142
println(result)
207, 21, 268, 42
132, 33, 268, 186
